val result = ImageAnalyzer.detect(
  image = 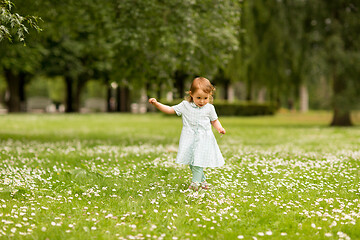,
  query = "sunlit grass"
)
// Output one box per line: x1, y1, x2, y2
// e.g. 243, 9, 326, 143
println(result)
0, 112, 359, 239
